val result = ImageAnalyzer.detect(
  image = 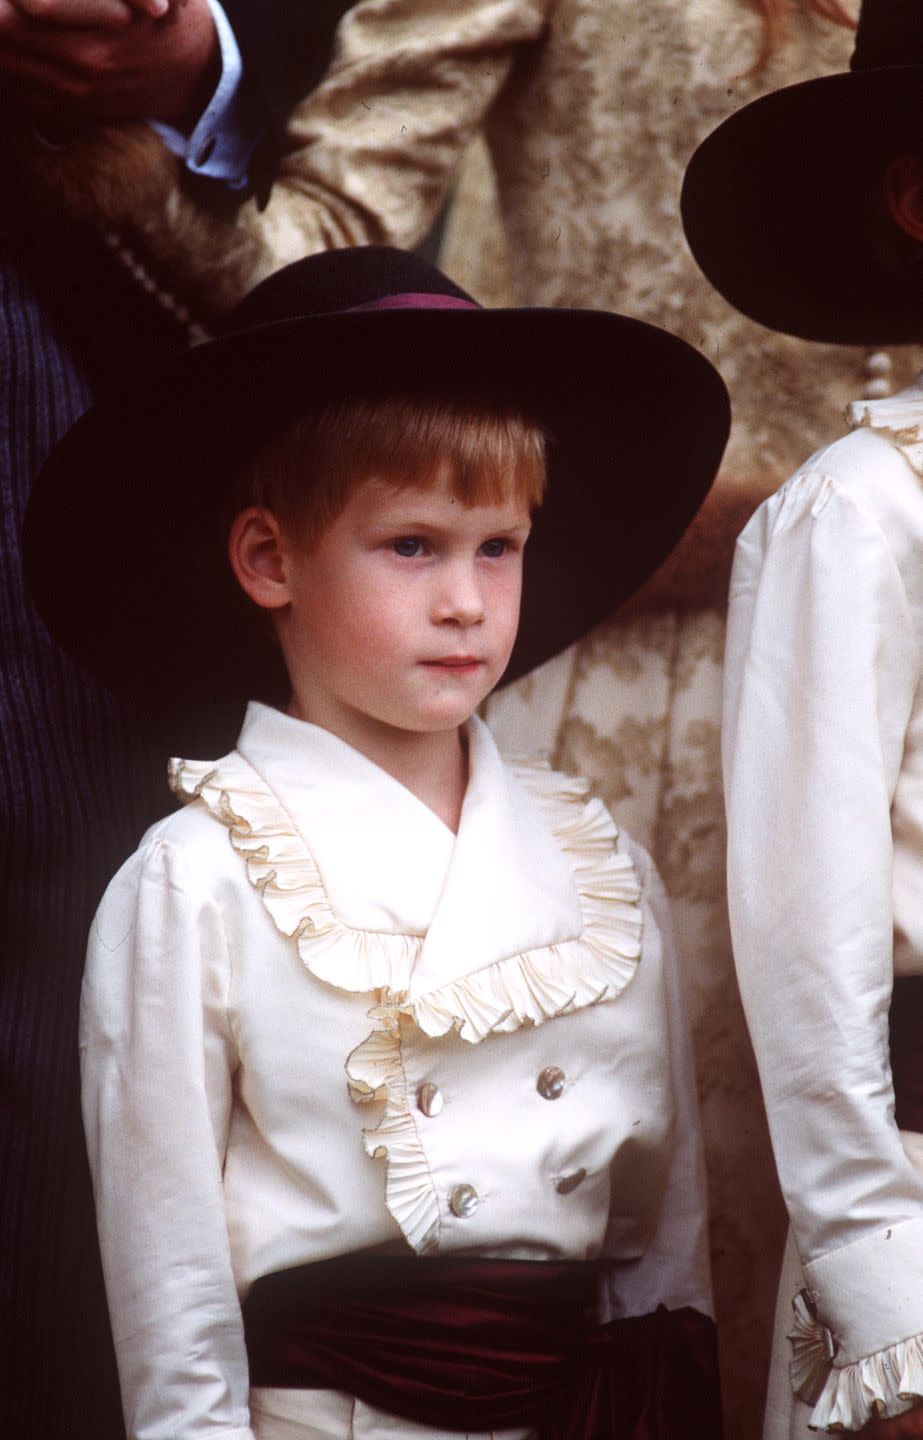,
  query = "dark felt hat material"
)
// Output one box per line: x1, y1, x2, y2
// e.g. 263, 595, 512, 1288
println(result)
24, 246, 730, 709
681, 0, 923, 343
